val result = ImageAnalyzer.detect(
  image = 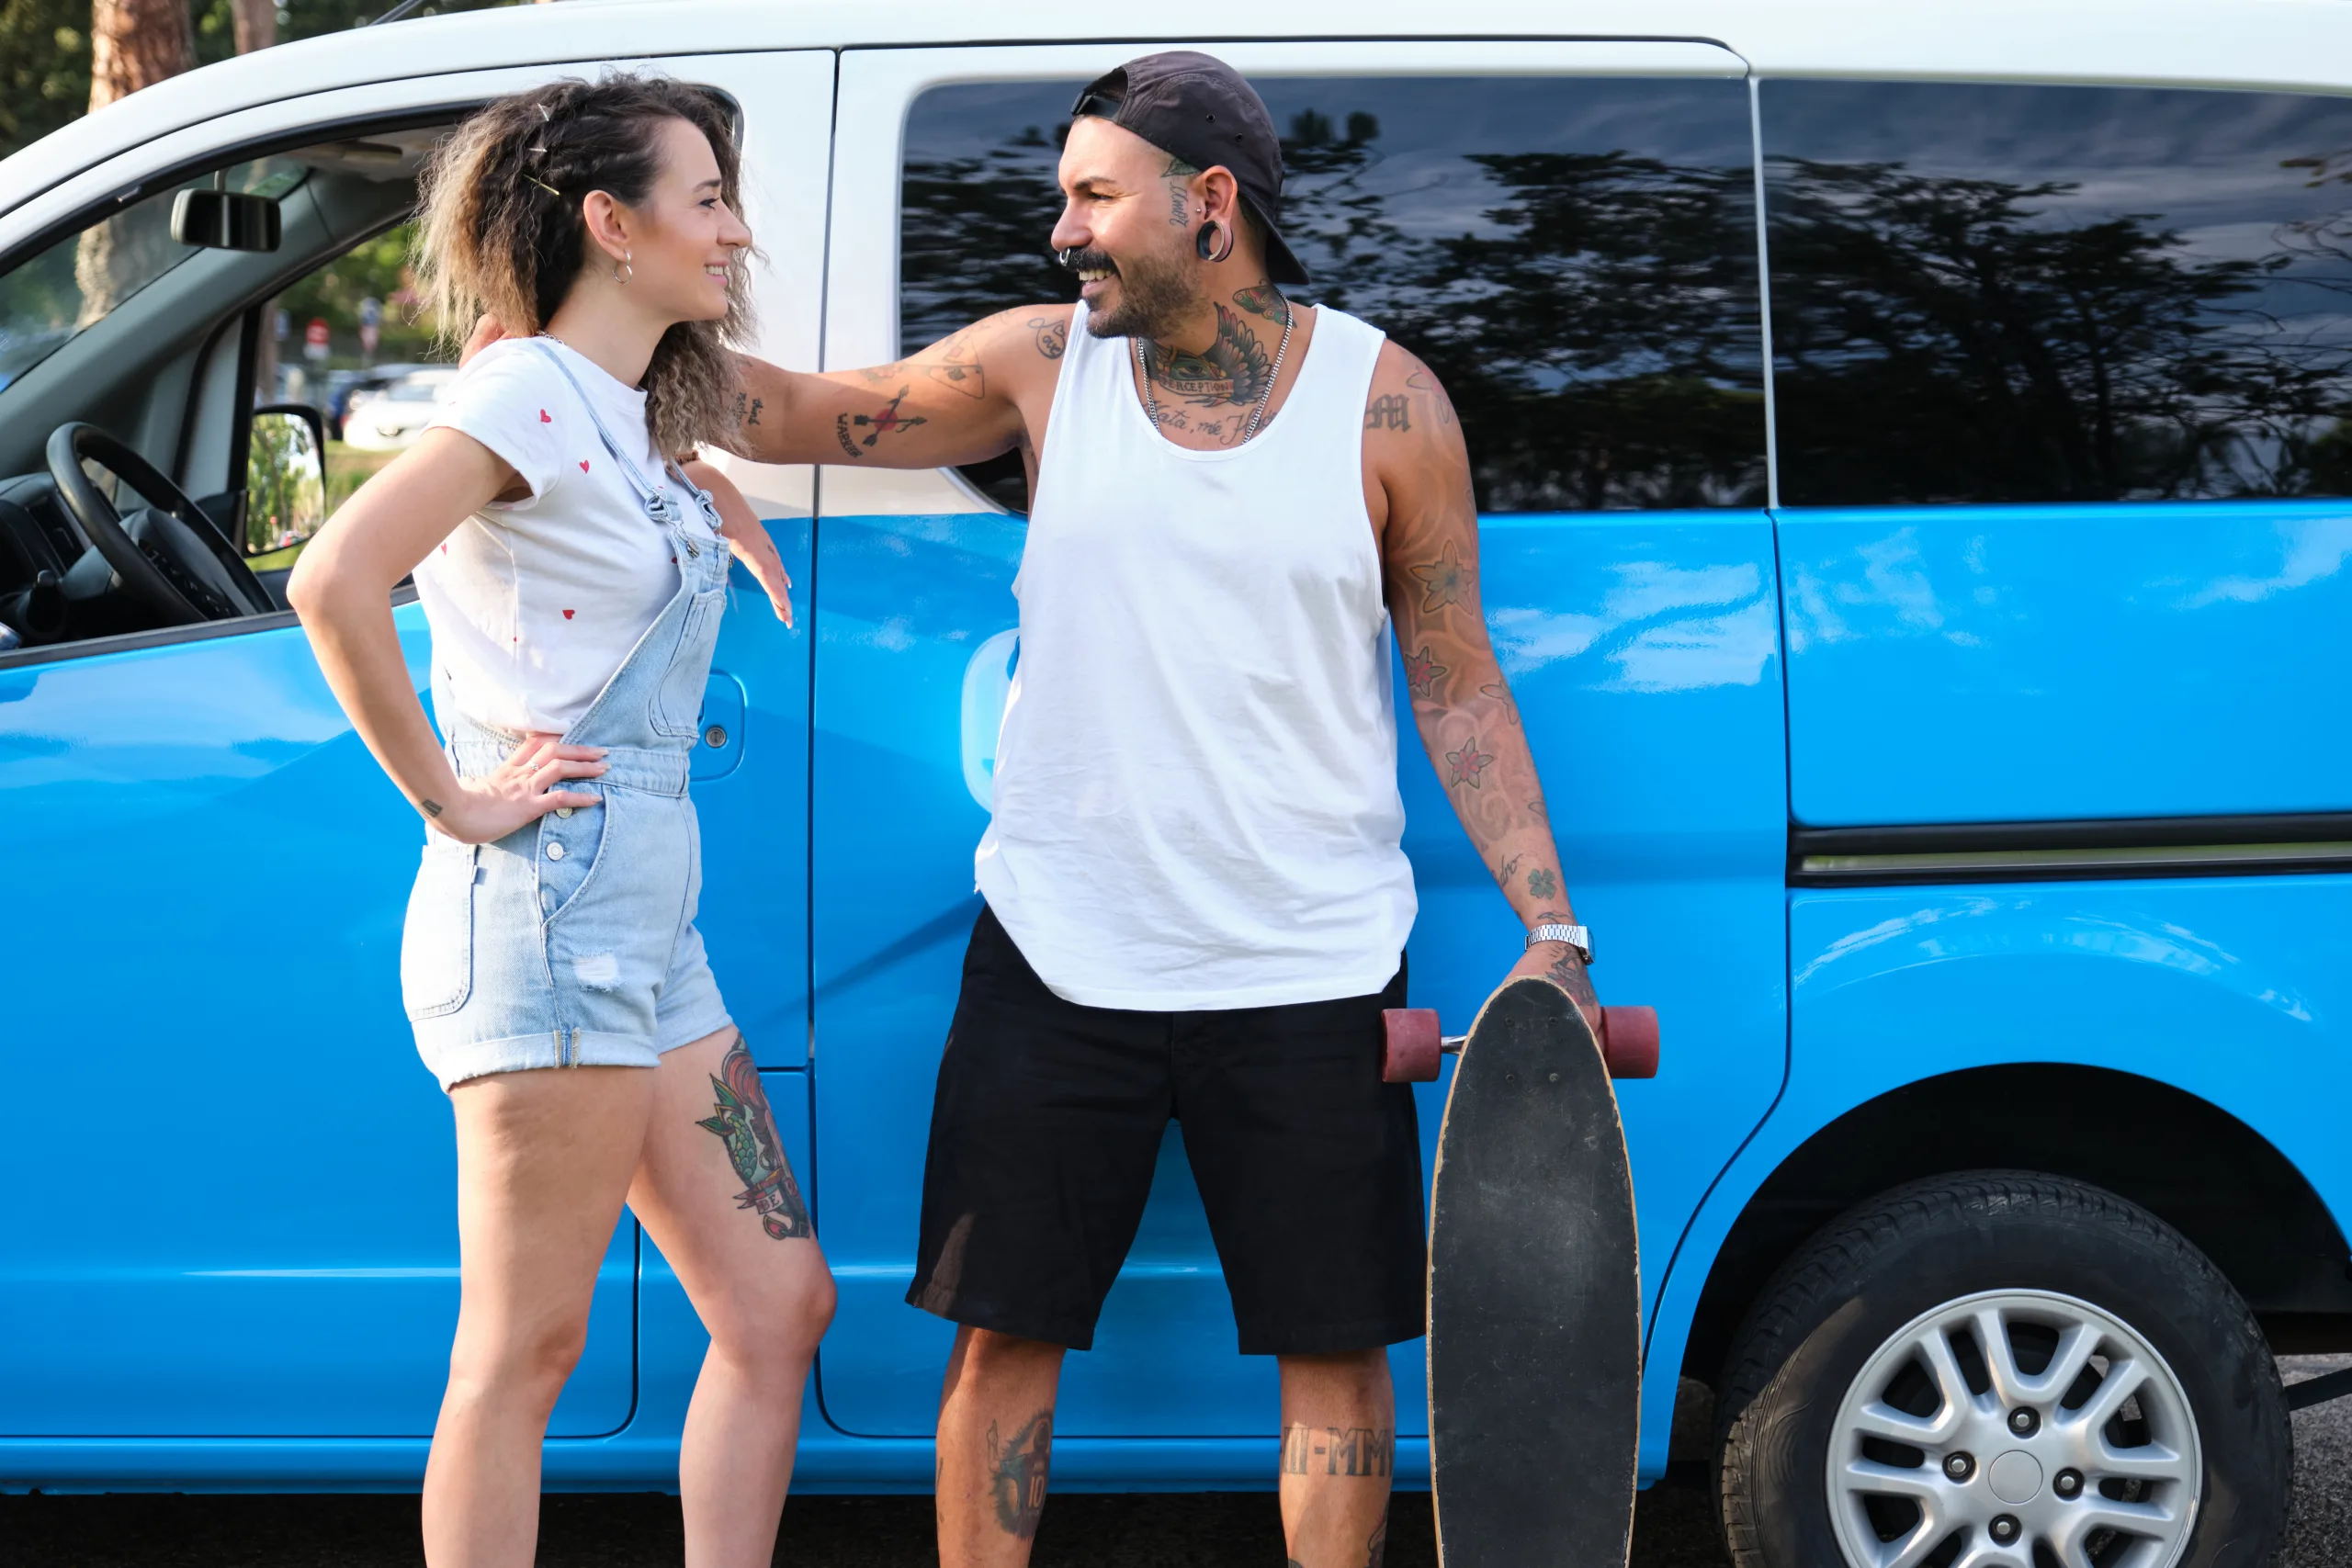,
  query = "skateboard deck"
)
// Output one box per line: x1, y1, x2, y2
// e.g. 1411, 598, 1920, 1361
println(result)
1426, 977, 1641, 1568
